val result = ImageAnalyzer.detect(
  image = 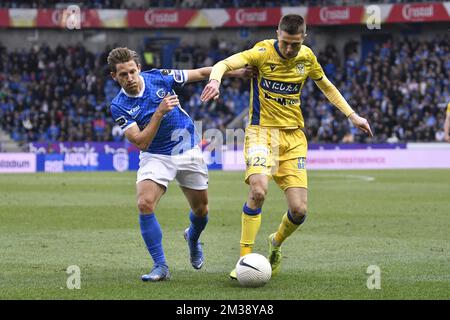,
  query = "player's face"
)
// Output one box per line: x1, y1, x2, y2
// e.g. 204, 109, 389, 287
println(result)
277, 30, 305, 59
112, 60, 141, 95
